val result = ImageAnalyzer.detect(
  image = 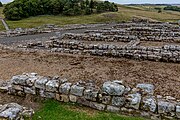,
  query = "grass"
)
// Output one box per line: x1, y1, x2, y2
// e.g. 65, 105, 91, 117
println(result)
0, 5, 179, 30
32, 99, 146, 120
